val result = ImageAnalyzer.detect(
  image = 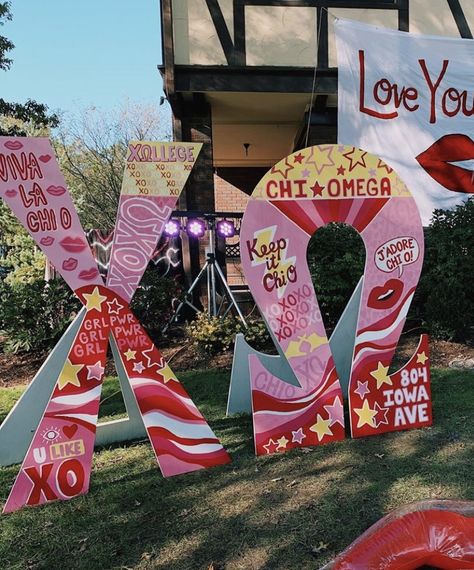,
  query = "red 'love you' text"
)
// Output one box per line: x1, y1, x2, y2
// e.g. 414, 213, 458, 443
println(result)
358, 50, 474, 124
